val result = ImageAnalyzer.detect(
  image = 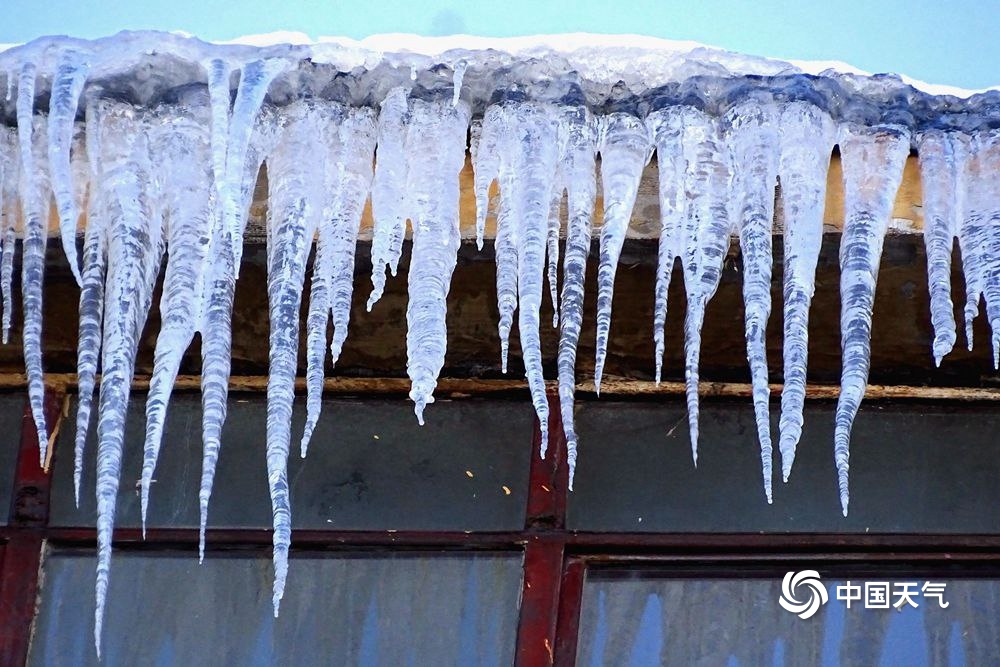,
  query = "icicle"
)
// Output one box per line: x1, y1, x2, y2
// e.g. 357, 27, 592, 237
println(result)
0, 127, 18, 344
555, 106, 598, 485
301, 105, 377, 457
265, 102, 325, 615
301, 217, 334, 457
471, 117, 500, 251
492, 102, 562, 449
593, 112, 650, 393
204, 58, 234, 203
139, 103, 214, 533
725, 99, 780, 503
198, 110, 277, 562
485, 105, 520, 373
327, 112, 377, 367
47, 47, 90, 285
648, 110, 685, 387
917, 130, 965, 366
74, 101, 107, 505
368, 87, 410, 309
965, 129, 1000, 366
776, 102, 836, 482
546, 182, 562, 328
15, 62, 52, 466
677, 107, 733, 466
405, 98, 471, 423
956, 139, 986, 352
71, 125, 90, 230
92, 102, 164, 657
452, 60, 467, 108
203, 57, 286, 278
834, 123, 910, 516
